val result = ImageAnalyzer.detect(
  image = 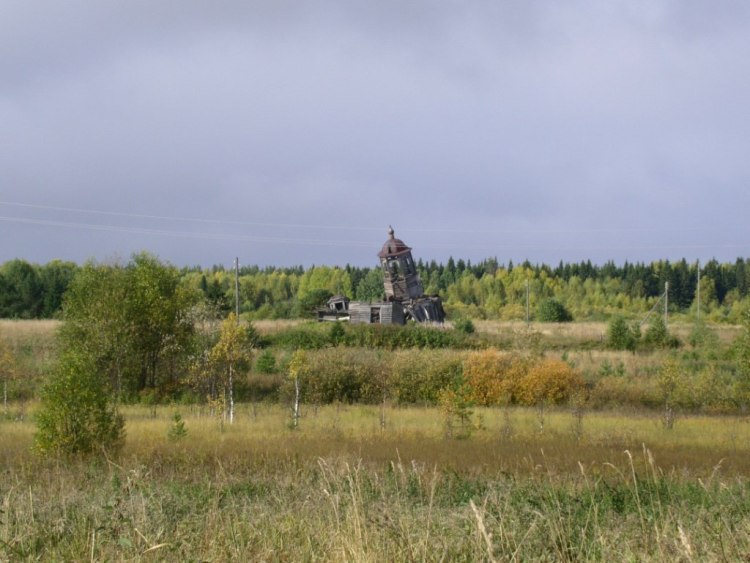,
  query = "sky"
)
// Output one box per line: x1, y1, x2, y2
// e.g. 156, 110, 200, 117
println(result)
2, 1, 749, 269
